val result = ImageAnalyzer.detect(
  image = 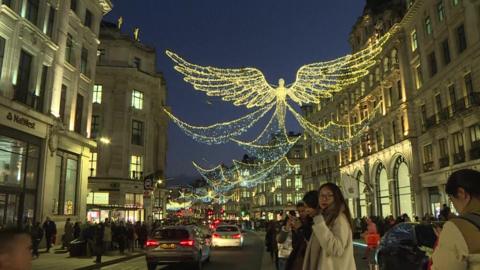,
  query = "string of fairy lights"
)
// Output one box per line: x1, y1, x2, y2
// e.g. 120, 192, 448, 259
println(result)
165, 26, 399, 208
